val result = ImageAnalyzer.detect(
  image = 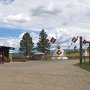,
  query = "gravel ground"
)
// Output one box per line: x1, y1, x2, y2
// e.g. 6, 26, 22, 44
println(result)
0, 60, 90, 90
